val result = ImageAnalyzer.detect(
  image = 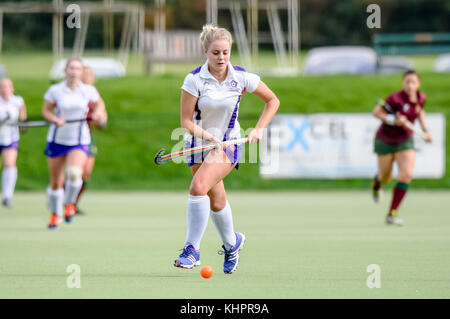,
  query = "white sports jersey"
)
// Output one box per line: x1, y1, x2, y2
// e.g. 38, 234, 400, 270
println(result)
181, 60, 260, 147
44, 80, 99, 145
0, 94, 24, 145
